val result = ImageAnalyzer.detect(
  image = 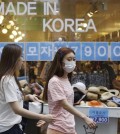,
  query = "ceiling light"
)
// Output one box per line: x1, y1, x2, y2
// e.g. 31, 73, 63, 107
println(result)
6, 24, 11, 29
17, 36, 23, 41
14, 26, 19, 30
14, 38, 19, 42
2, 28, 8, 34
22, 33, 25, 37
9, 35, 14, 39
83, 23, 87, 28
12, 30, 17, 36
77, 27, 82, 32
58, 37, 63, 41
87, 12, 93, 17
15, 27, 19, 30
75, 33, 77, 36
78, 27, 82, 30
94, 10, 98, 13
18, 31, 22, 35
0, 19, 3, 24
0, 15, 4, 21
9, 20, 15, 26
